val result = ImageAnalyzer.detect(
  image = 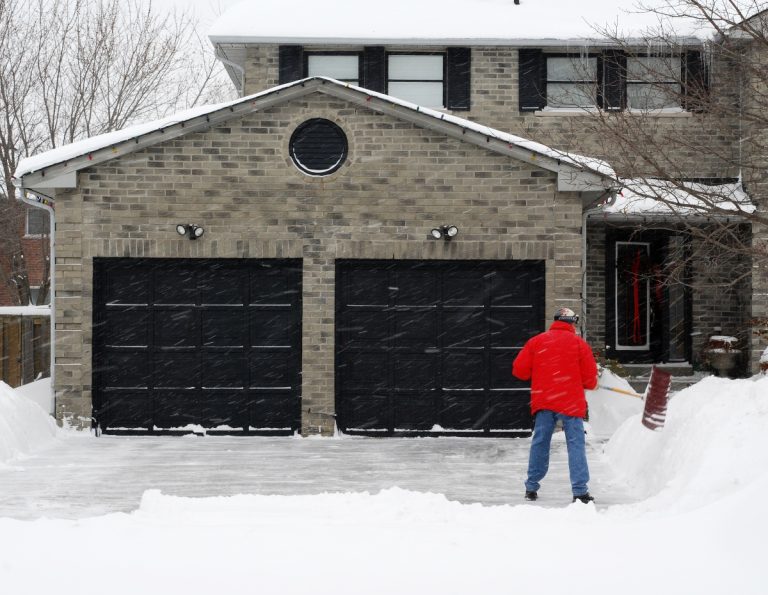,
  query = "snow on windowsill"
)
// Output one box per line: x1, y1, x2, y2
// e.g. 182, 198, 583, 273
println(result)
535, 107, 691, 118
0, 306, 51, 317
